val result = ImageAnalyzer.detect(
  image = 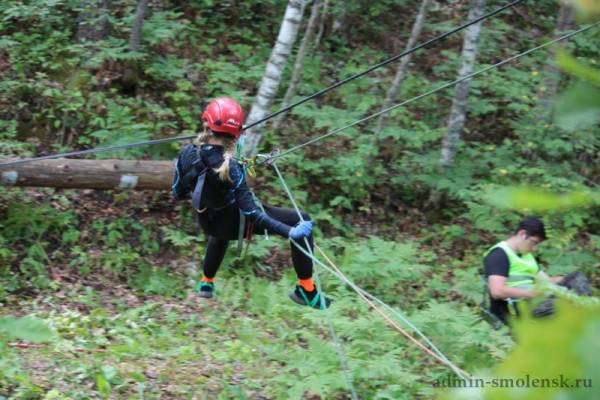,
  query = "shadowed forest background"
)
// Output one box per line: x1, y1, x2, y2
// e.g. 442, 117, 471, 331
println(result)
1, 0, 599, 399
